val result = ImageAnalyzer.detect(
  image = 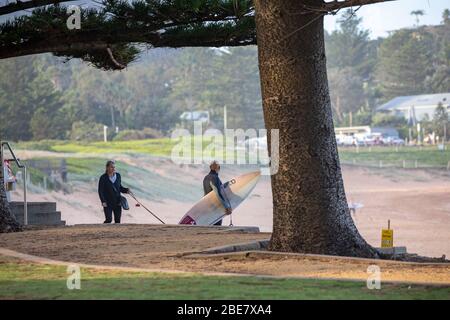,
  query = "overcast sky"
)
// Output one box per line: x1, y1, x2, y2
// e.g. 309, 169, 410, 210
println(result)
324, 0, 449, 38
